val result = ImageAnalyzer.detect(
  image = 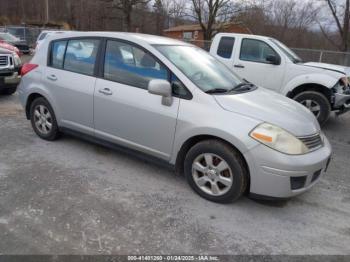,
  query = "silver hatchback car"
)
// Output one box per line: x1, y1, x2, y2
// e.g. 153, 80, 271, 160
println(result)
18, 32, 332, 203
